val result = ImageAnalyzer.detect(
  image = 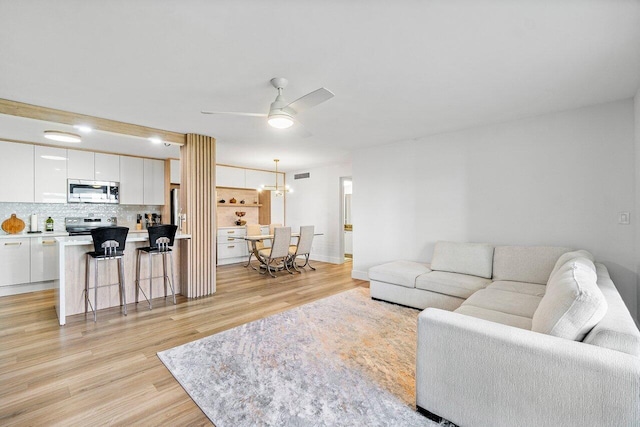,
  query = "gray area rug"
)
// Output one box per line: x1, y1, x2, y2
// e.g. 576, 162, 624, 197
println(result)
158, 288, 444, 427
